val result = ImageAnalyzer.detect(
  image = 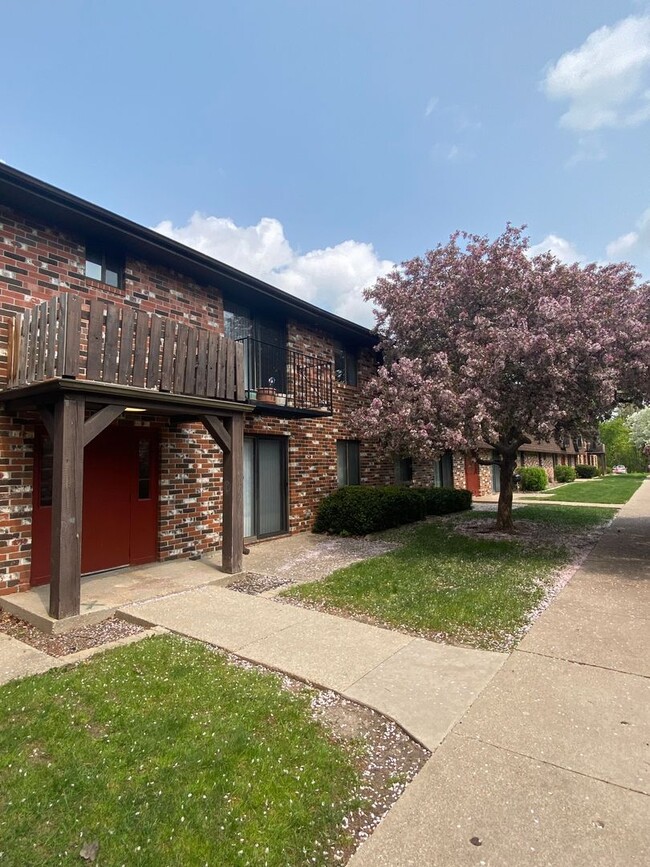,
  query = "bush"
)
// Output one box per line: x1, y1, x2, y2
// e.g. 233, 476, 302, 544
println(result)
554, 465, 576, 483
413, 486, 473, 515
518, 466, 548, 491
313, 486, 426, 535
575, 465, 599, 479
313, 484, 472, 536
